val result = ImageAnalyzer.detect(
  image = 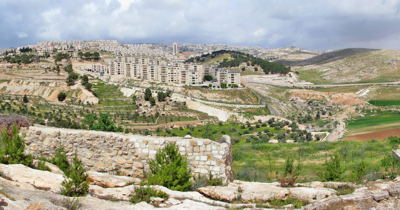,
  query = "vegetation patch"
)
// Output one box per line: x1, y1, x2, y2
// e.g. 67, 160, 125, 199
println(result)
368, 100, 400, 106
